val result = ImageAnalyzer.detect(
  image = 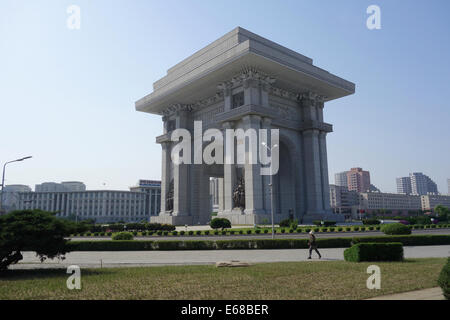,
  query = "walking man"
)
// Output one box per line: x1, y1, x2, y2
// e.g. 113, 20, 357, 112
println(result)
308, 230, 322, 259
